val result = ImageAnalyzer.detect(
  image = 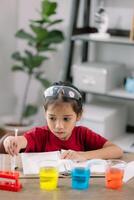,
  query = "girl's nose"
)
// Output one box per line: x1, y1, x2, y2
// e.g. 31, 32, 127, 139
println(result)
55, 120, 64, 129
